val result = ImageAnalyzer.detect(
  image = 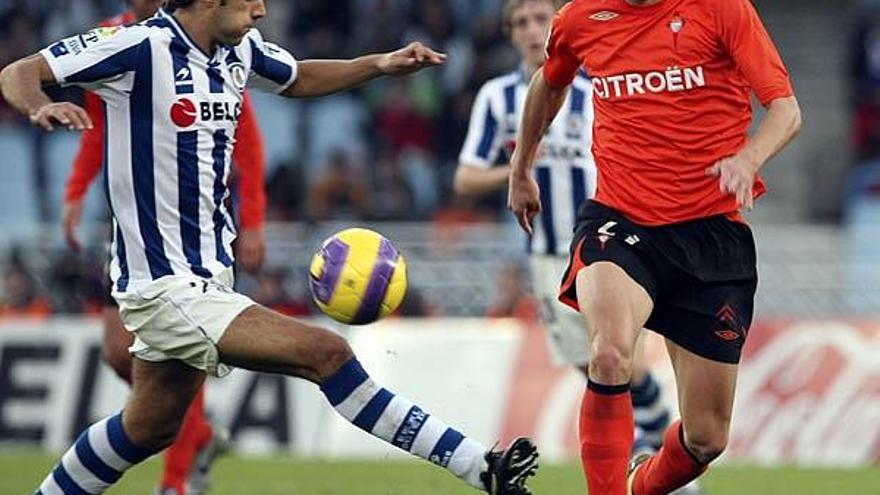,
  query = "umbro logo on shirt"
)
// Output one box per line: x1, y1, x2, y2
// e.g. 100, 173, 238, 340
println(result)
589, 11, 619, 21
